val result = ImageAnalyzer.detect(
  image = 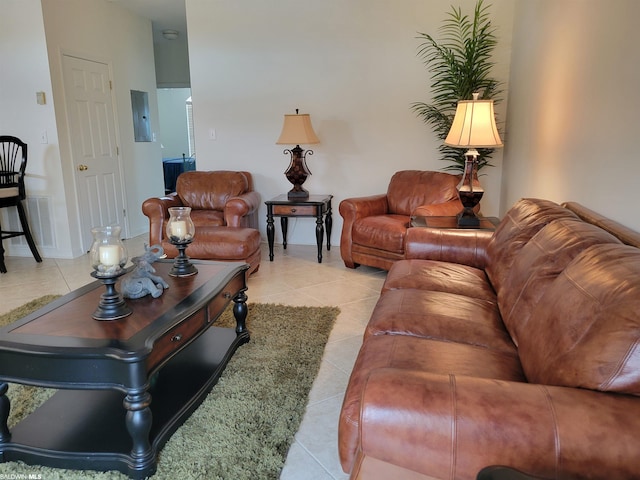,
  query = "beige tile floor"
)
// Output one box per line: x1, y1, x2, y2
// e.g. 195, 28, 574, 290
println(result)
0, 236, 387, 480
